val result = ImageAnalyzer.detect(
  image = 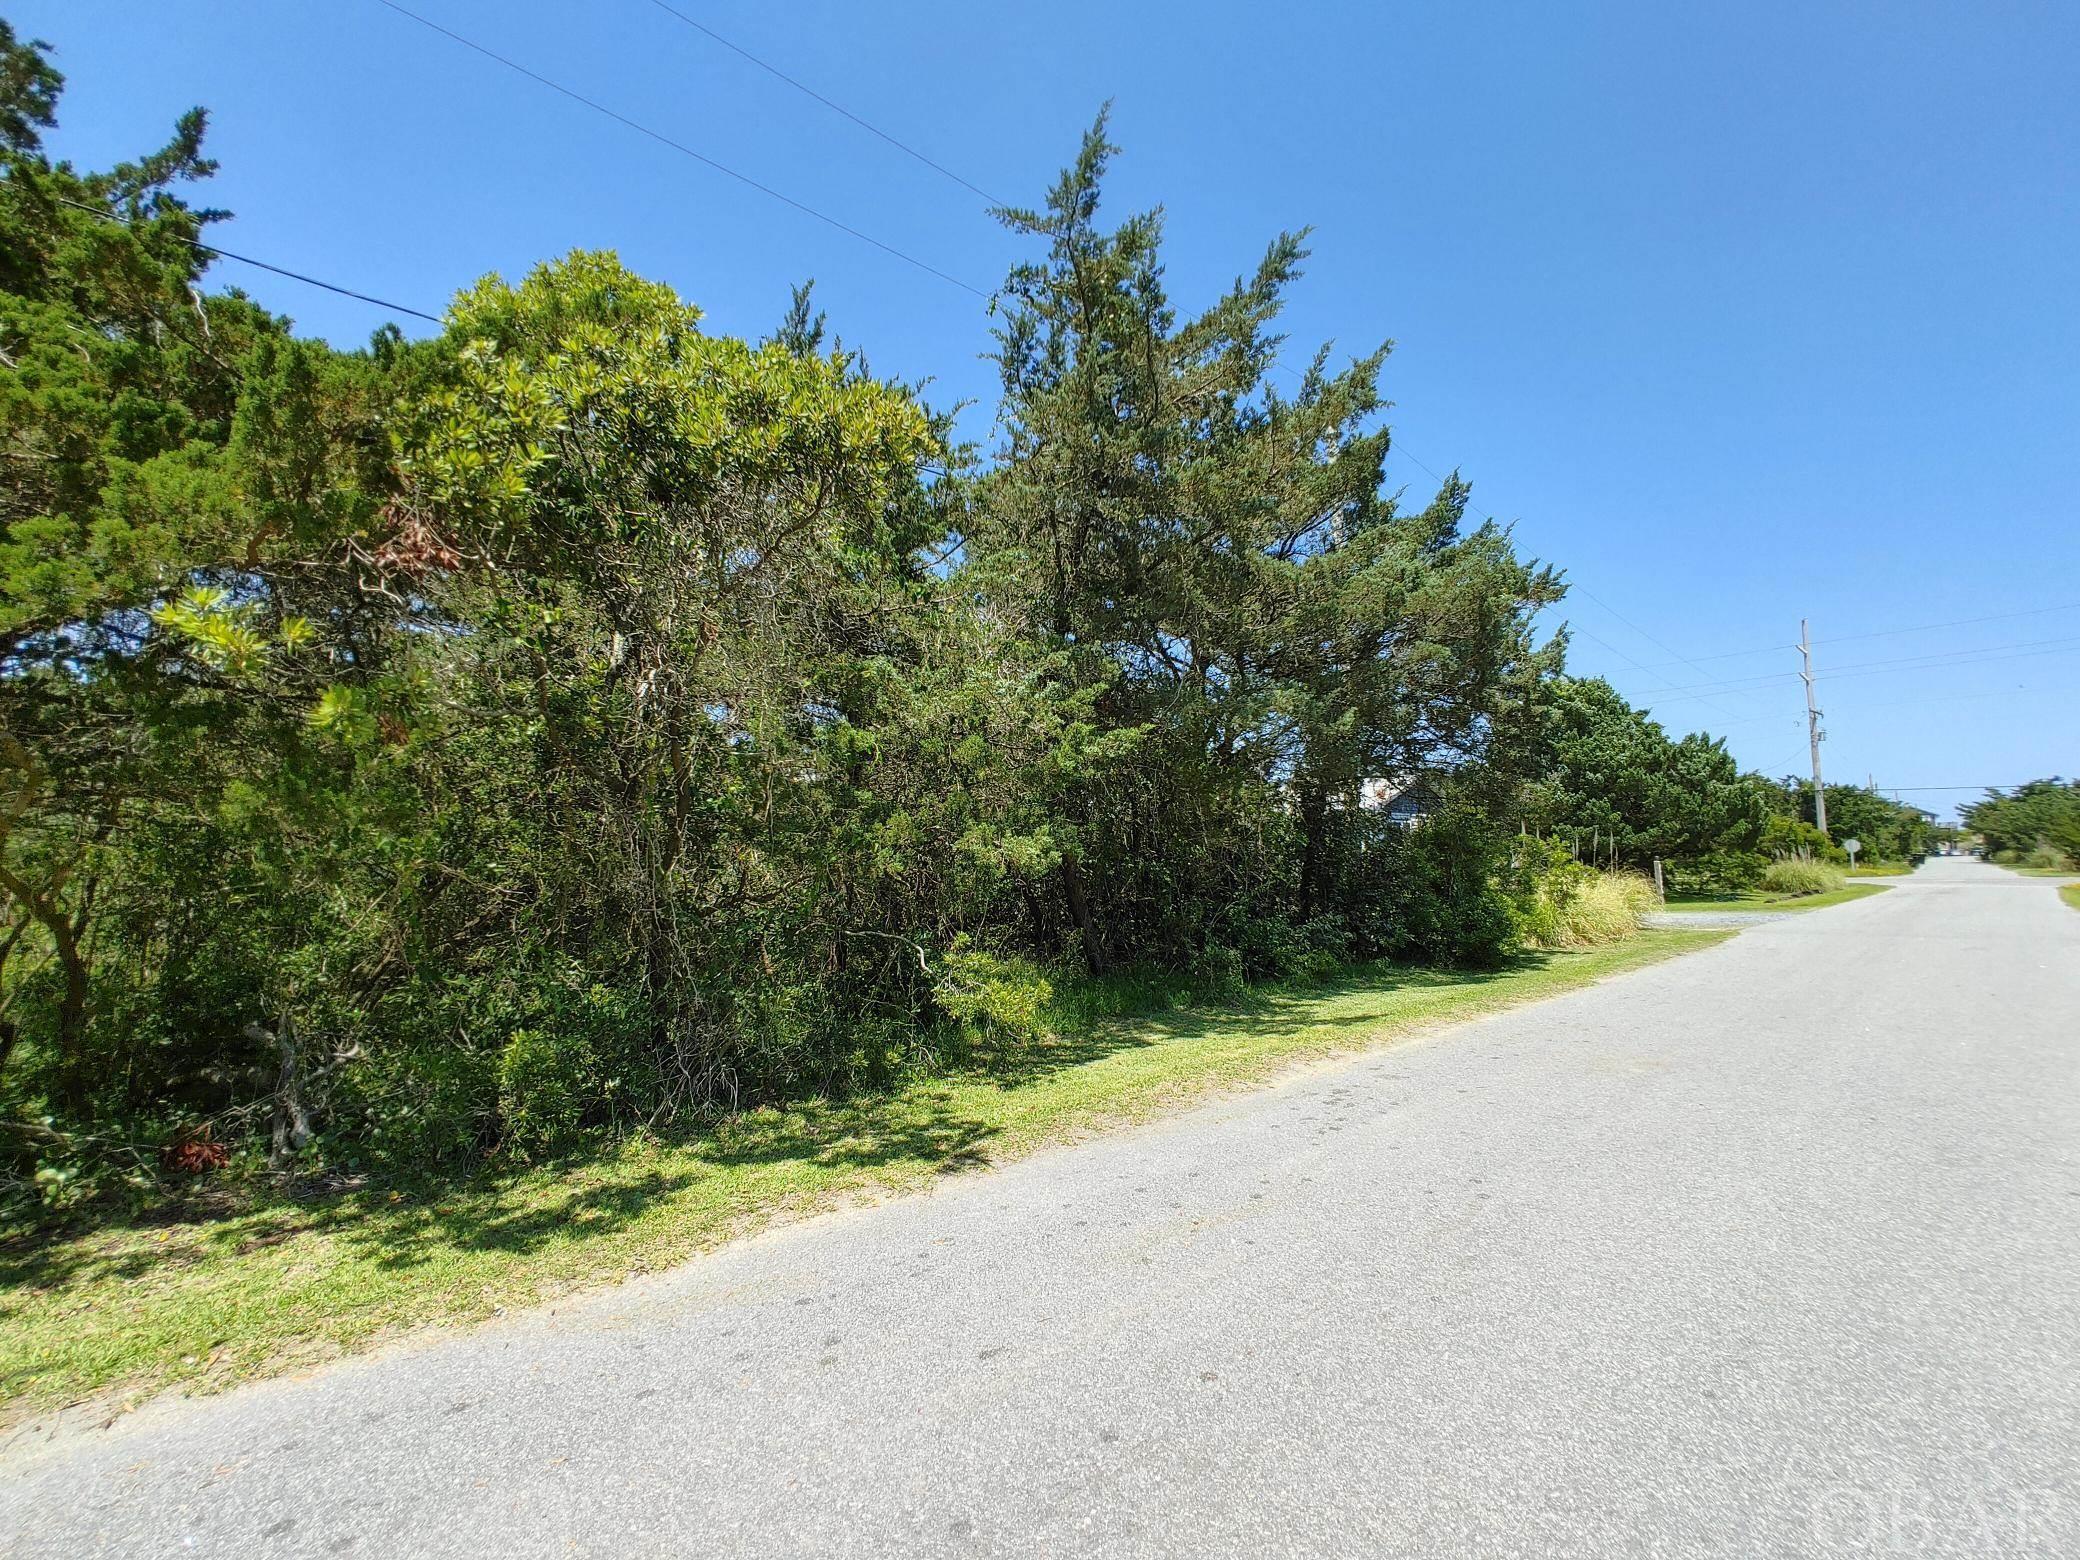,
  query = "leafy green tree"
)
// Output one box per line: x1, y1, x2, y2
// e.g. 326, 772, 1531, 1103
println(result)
1, 26, 265, 1095
398, 250, 952, 1103
972, 112, 1560, 969
1518, 676, 1763, 869
1964, 780, 2079, 864
0, 26, 412, 1148
0, 33, 1720, 1205
1759, 778, 1935, 862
